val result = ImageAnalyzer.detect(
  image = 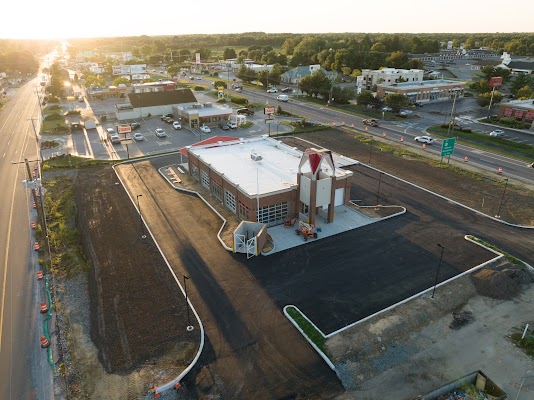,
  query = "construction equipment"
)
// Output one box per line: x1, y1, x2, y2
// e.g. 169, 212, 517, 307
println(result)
295, 221, 318, 241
